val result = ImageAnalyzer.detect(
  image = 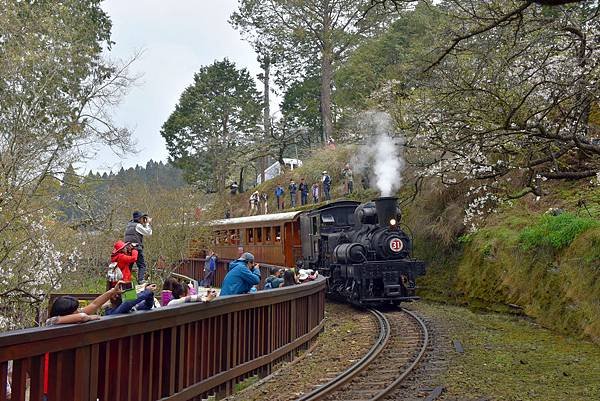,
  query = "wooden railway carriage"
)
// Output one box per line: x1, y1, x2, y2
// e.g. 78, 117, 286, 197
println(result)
210, 211, 303, 267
